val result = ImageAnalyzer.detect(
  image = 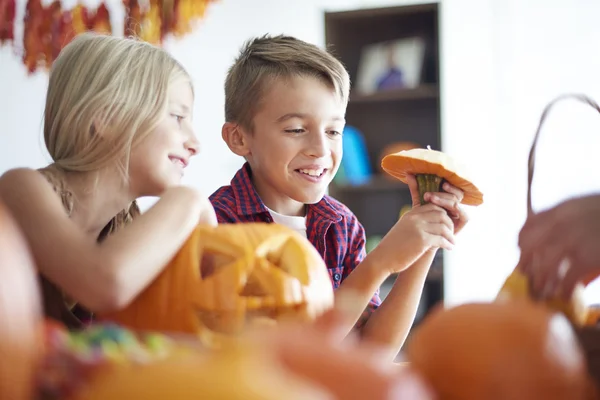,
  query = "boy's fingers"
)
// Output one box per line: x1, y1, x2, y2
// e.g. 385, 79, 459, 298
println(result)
453, 207, 469, 233
405, 174, 423, 206
426, 193, 467, 225
412, 206, 452, 228
424, 230, 454, 251
427, 193, 458, 211
442, 182, 464, 202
